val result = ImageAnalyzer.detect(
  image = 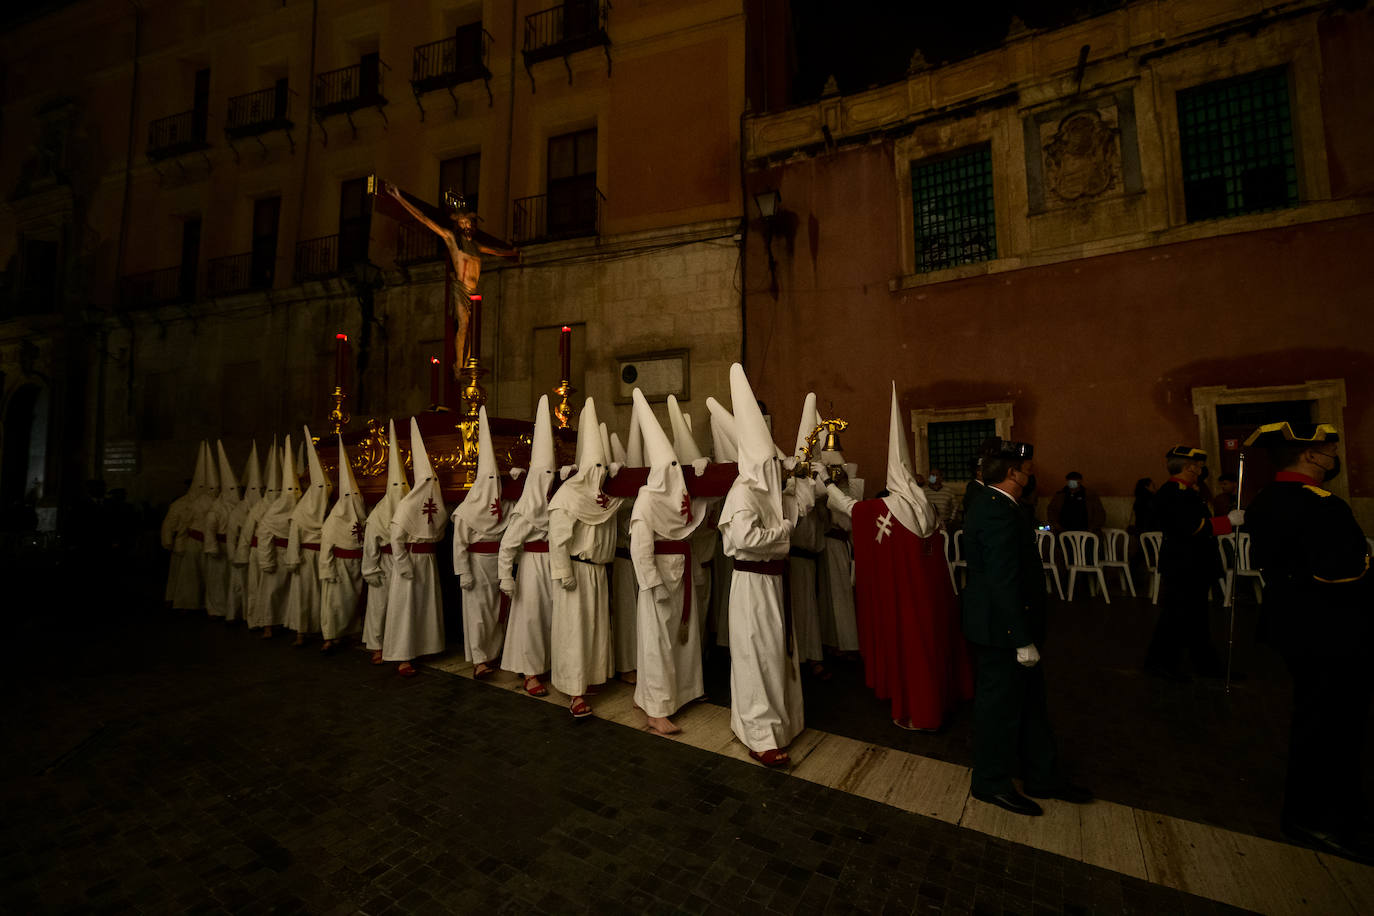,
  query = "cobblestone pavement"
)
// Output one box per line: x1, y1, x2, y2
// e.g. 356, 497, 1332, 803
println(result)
1, 601, 1252, 915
